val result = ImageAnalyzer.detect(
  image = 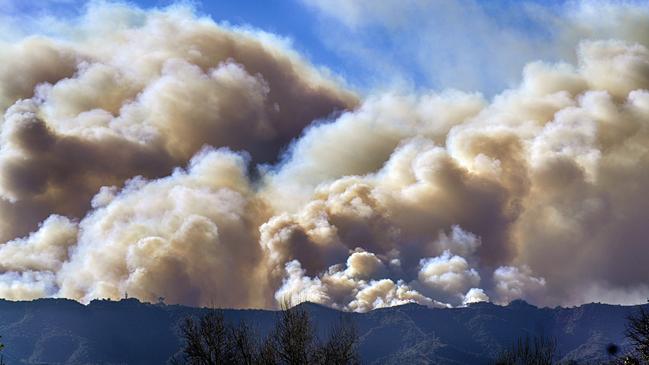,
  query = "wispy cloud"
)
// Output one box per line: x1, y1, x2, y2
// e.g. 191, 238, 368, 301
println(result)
300, 0, 649, 95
